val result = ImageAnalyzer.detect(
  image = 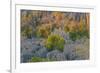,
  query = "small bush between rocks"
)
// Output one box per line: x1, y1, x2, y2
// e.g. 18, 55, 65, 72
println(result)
29, 57, 49, 62
45, 34, 65, 52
